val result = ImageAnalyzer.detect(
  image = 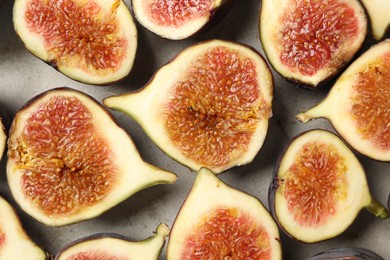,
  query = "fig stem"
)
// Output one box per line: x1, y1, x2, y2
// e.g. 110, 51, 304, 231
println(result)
366, 198, 389, 219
